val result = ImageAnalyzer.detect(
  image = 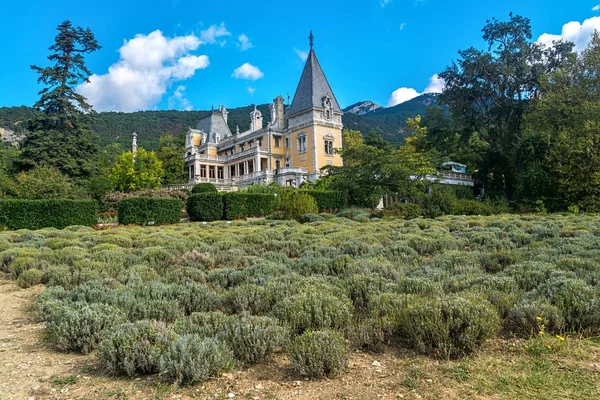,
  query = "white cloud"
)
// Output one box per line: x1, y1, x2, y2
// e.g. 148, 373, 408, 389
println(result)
387, 88, 420, 107
247, 87, 256, 95
537, 16, 600, 52
200, 22, 231, 46
424, 74, 445, 93
294, 48, 309, 62
387, 74, 445, 107
232, 63, 264, 80
593, 5, 600, 11
168, 85, 192, 110
237, 34, 253, 51
77, 30, 209, 112
381, 0, 391, 7
400, 23, 406, 31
